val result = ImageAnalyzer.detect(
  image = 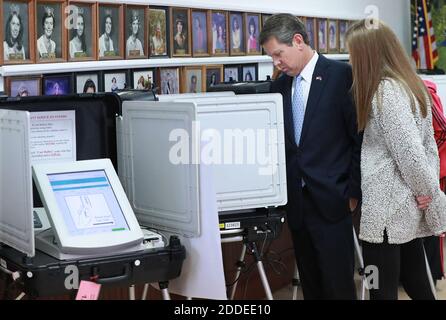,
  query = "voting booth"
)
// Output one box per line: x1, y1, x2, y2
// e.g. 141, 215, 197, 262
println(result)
0, 94, 186, 299
118, 93, 287, 220
117, 92, 287, 299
